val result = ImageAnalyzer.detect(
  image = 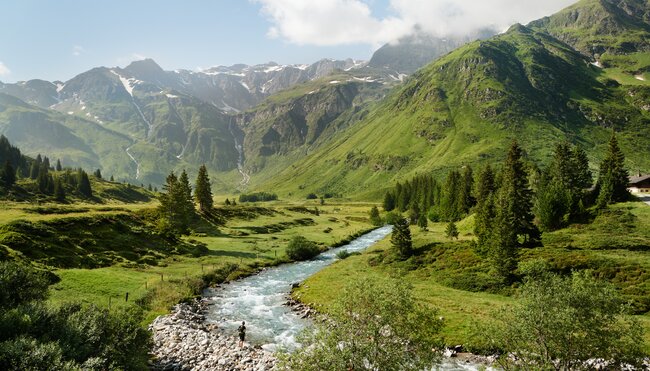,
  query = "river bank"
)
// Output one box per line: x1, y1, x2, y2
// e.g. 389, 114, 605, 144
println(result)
149, 298, 277, 371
